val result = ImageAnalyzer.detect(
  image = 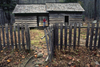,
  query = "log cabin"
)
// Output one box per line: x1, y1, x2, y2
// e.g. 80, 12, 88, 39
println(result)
13, 3, 85, 27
